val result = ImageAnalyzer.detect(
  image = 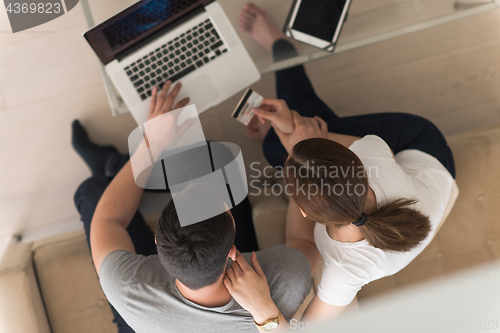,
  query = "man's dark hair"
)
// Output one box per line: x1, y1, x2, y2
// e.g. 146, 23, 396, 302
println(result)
155, 184, 235, 290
